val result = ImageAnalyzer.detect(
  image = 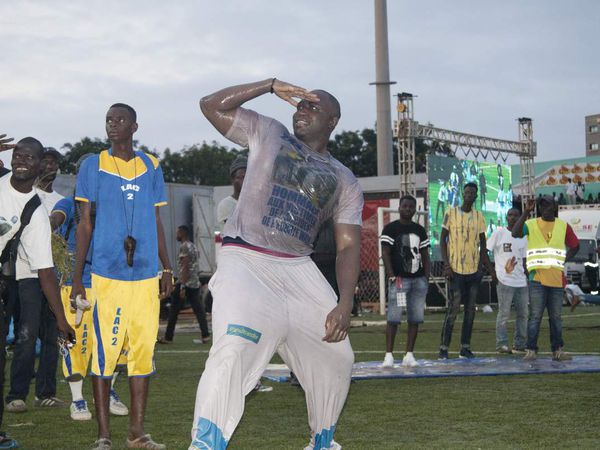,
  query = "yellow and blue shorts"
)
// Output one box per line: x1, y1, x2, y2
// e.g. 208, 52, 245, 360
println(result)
90, 274, 159, 378
60, 286, 129, 380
